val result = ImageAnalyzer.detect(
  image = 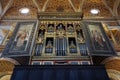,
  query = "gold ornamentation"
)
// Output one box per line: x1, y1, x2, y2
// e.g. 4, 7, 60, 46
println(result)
46, 40, 53, 48
69, 41, 76, 48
